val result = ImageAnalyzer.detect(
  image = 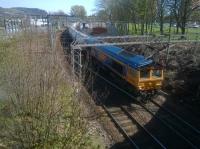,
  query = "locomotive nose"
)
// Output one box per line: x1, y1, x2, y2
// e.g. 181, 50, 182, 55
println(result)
138, 80, 162, 91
